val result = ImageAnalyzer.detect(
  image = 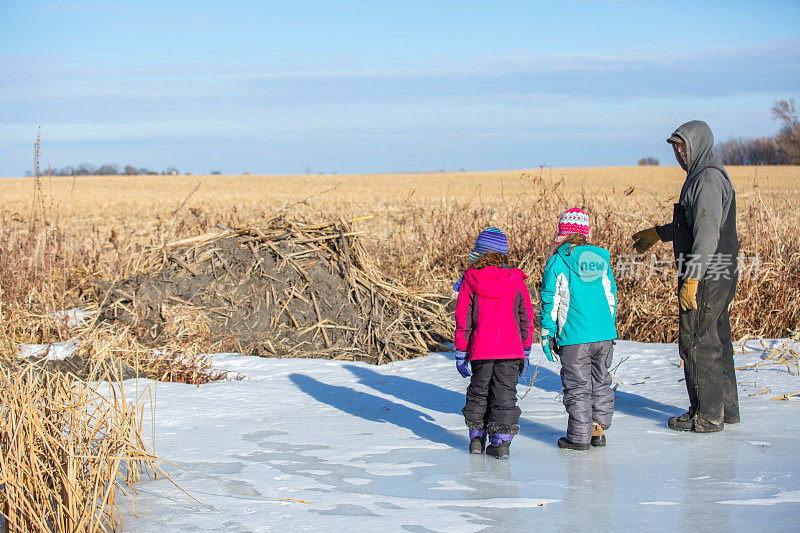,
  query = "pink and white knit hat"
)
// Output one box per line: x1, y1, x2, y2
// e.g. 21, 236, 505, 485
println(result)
555, 208, 590, 243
